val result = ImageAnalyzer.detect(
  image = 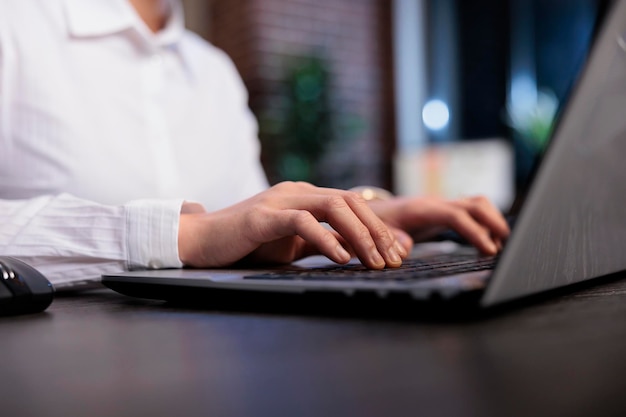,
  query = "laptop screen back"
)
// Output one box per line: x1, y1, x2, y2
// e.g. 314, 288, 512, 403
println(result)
483, 0, 626, 306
